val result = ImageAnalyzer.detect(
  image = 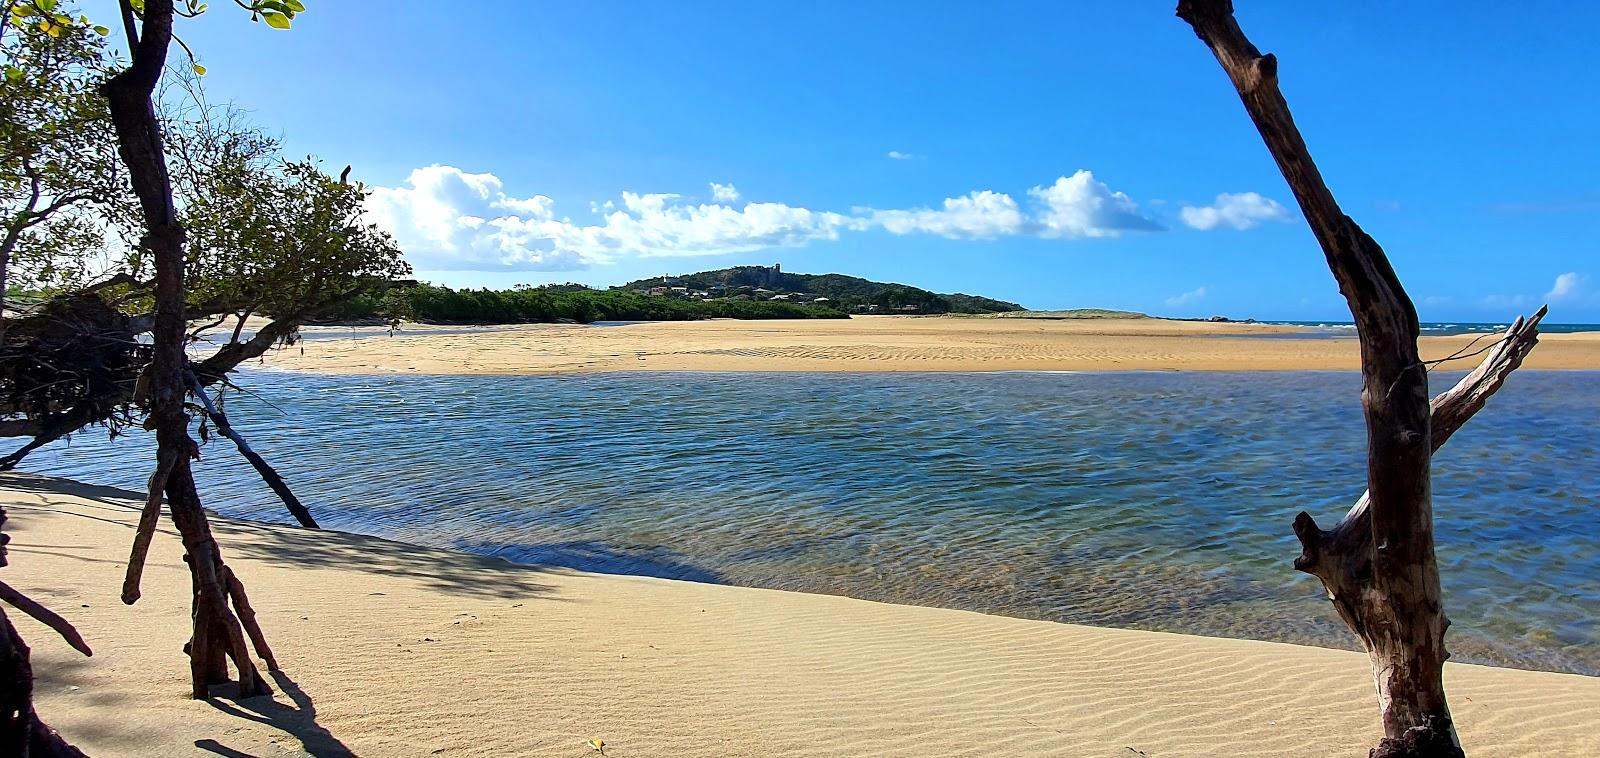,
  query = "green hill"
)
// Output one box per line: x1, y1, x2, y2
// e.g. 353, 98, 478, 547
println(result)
621, 265, 1023, 314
